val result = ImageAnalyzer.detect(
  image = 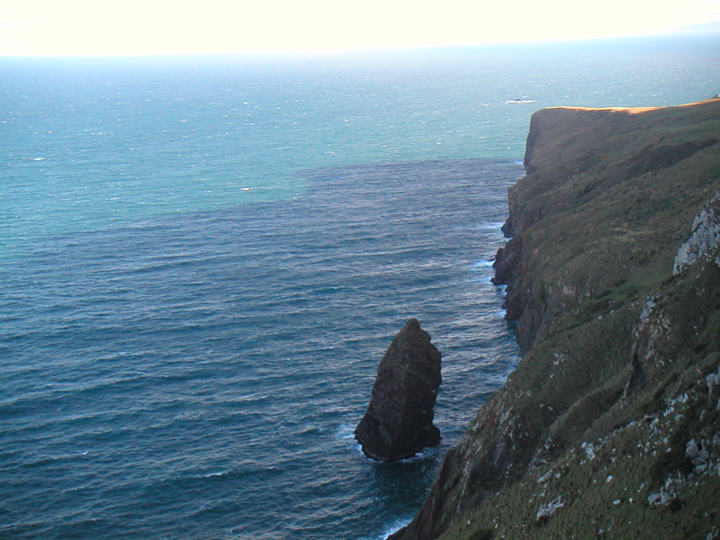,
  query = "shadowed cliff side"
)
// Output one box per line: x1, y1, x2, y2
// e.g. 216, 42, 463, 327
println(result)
391, 98, 720, 539
497, 99, 720, 352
